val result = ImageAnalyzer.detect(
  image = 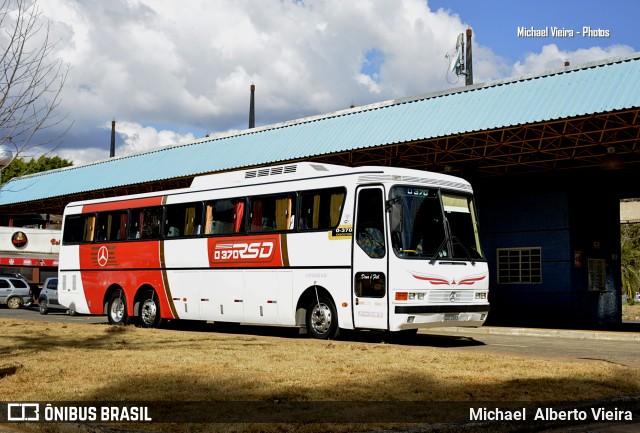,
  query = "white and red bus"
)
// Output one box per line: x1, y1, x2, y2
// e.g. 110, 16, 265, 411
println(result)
58, 162, 488, 339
